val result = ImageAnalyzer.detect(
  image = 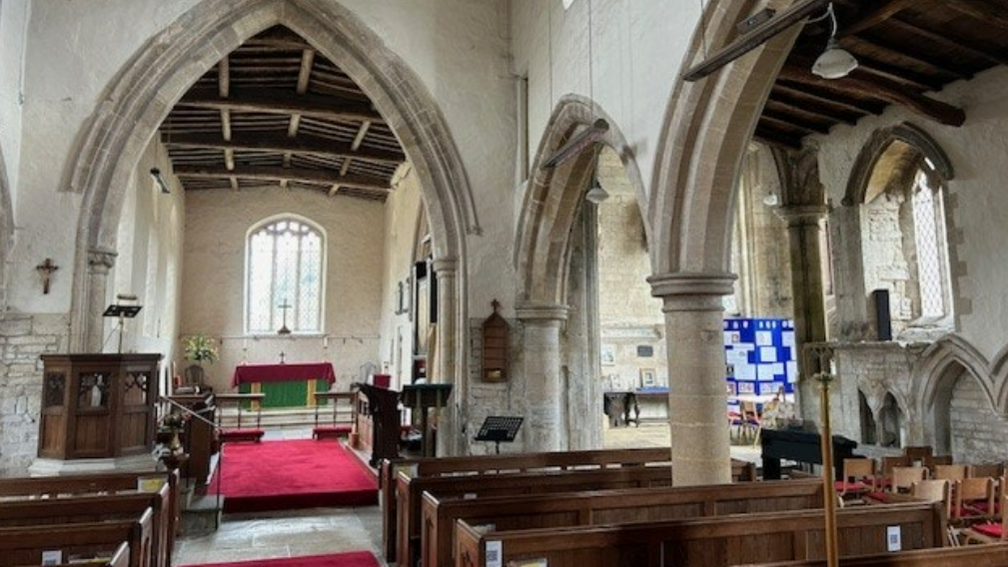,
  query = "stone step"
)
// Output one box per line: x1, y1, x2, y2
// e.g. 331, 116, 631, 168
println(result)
180, 494, 224, 537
